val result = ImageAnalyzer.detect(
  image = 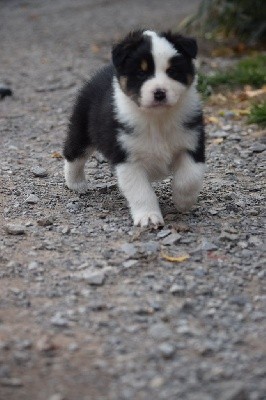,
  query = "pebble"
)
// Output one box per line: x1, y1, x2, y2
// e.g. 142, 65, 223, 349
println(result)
157, 229, 172, 239
201, 238, 218, 251
5, 224, 26, 235
0, 378, 23, 387
50, 314, 70, 328
170, 284, 186, 296
249, 142, 266, 153
209, 130, 228, 138
218, 381, 248, 400
28, 261, 39, 270
120, 243, 138, 257
31, 166, 48, 177
77, 270, 106, 285
48, 394, 64, 400
37, 216, 55, 226
161, 233, 181, 245
123, 260, 138, 268
158, 343, 175, 359
148, 322, 172, 340
25, 194, 40, 204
